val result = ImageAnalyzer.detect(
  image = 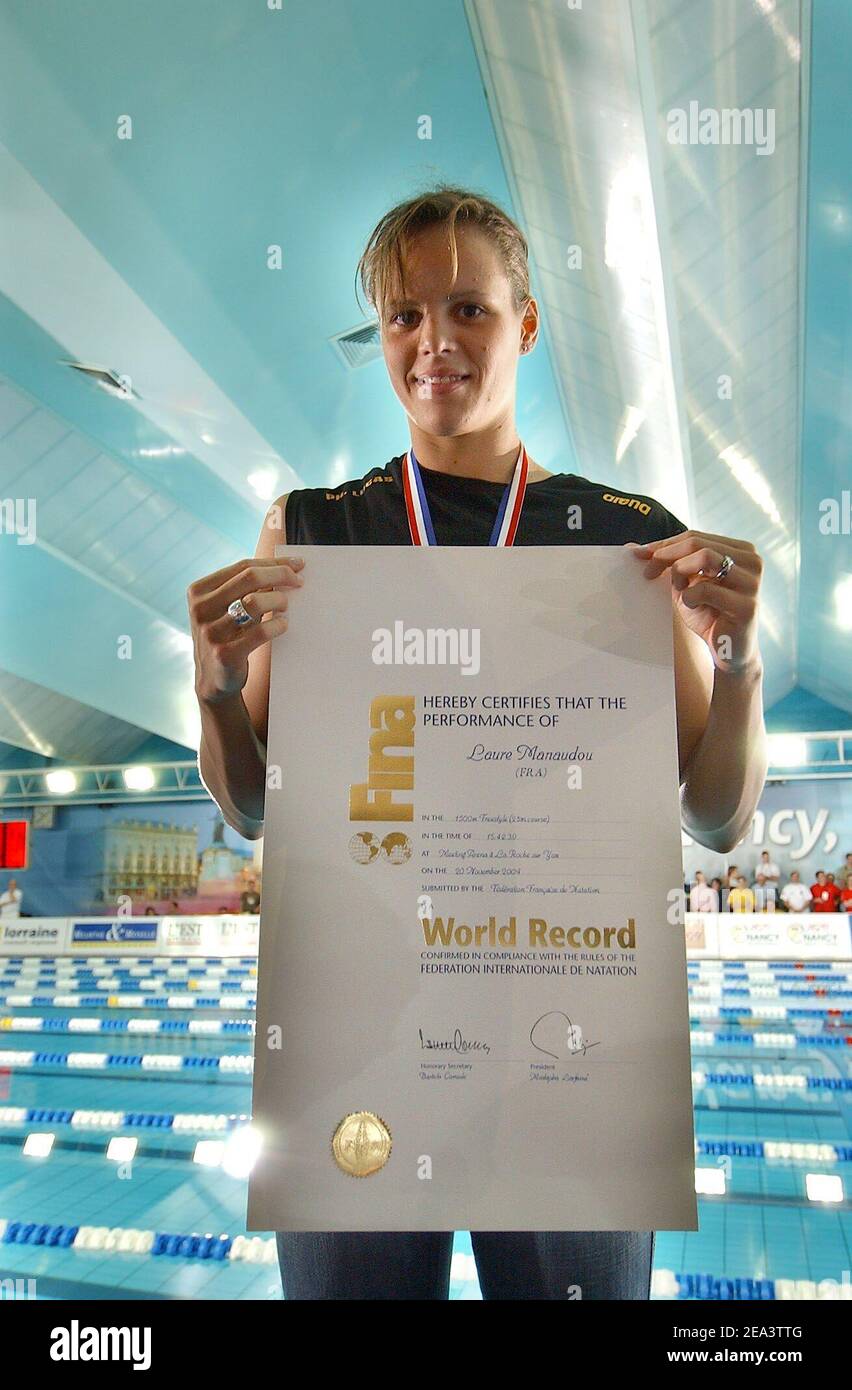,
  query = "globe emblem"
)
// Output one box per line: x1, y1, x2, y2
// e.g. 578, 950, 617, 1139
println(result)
348, 831, 381, 864
381, 832, 412, 864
